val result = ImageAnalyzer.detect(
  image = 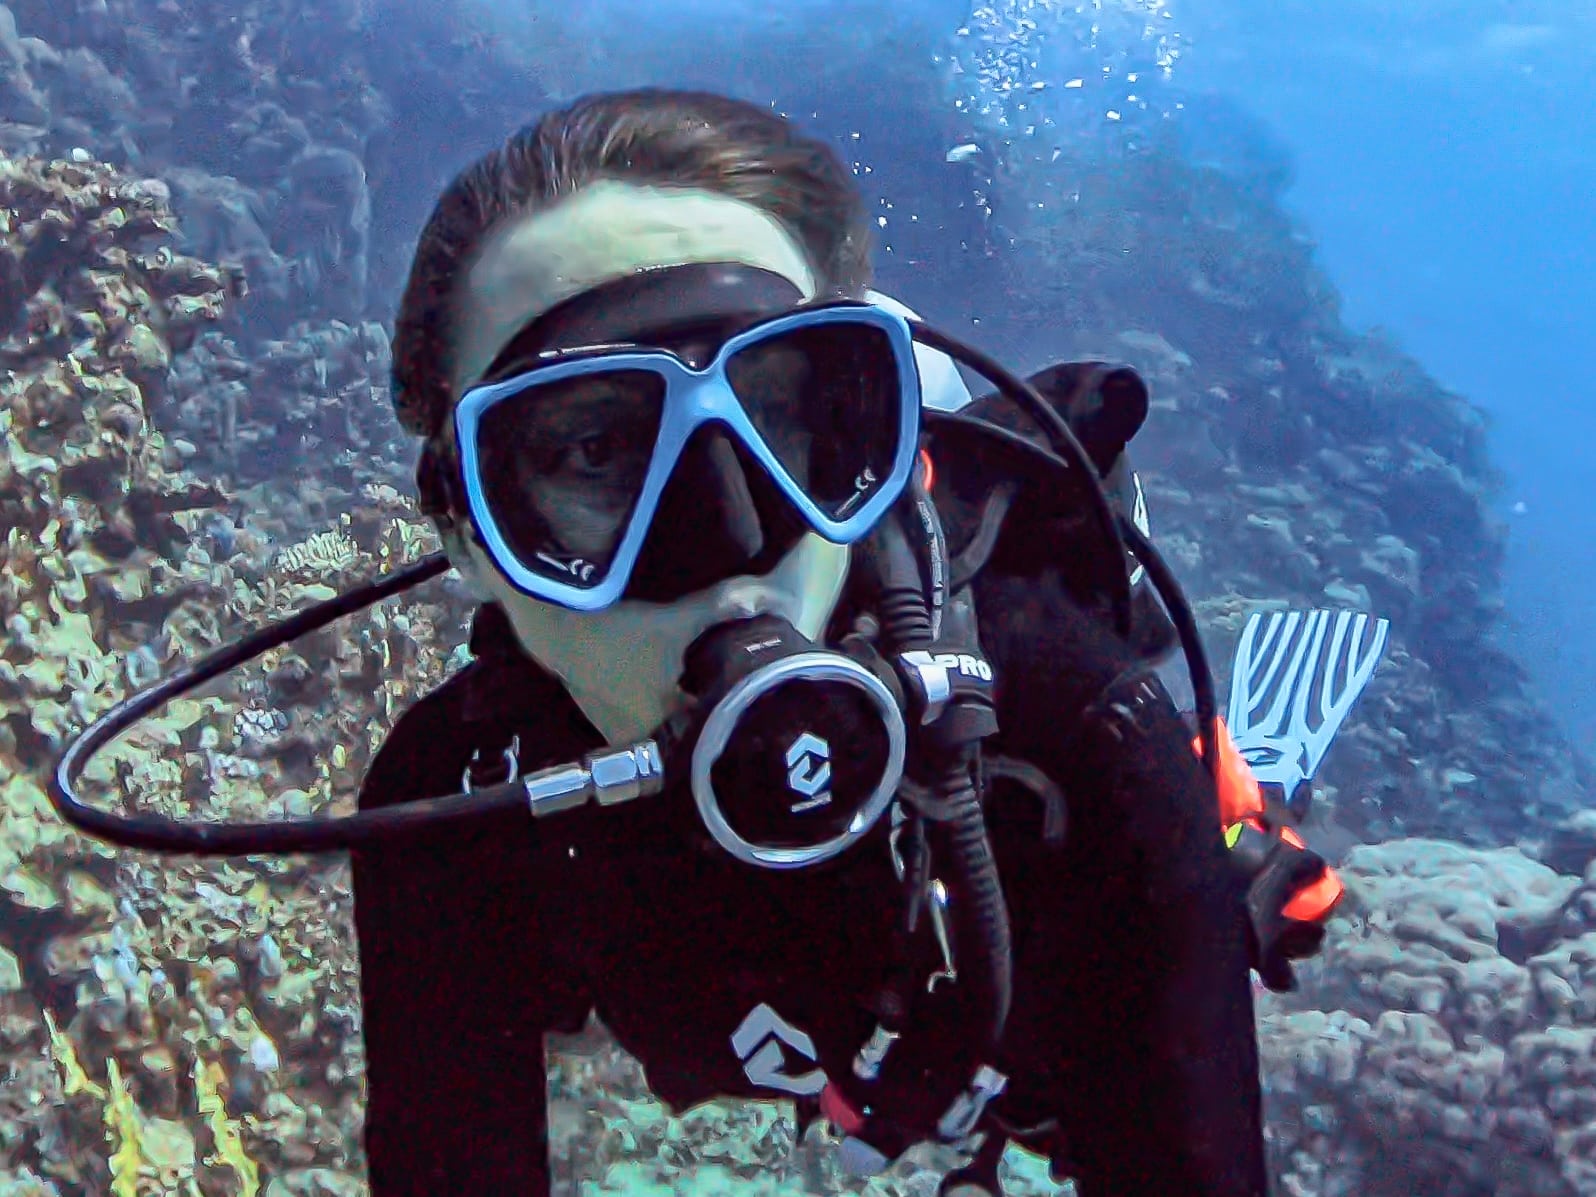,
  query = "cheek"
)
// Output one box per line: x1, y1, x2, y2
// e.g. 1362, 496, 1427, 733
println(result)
527, 476, 633, 557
